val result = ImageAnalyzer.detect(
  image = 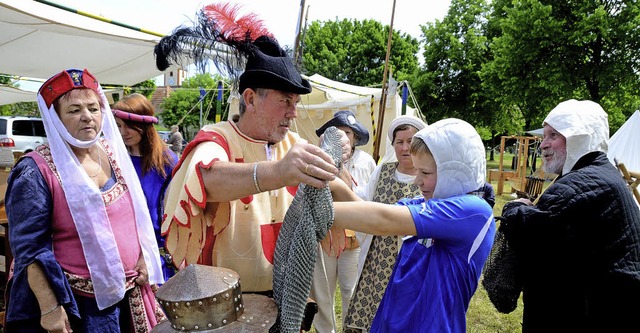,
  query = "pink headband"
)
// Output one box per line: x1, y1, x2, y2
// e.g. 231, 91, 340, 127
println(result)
113, 109, 158, 124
